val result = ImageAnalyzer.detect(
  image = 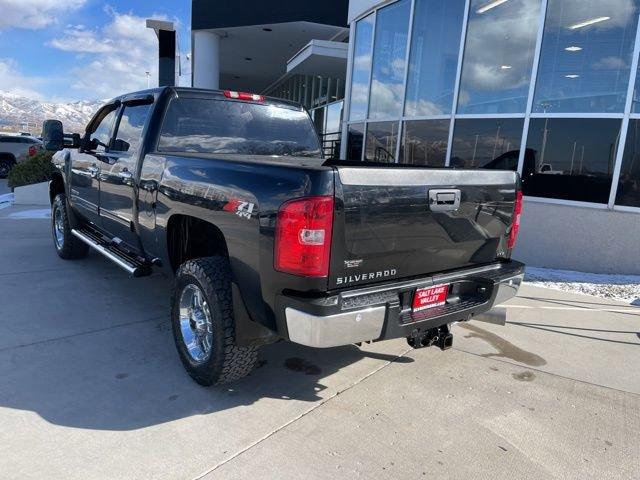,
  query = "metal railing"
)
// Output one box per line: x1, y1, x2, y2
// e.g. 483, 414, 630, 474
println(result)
320, 132, 341, 159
